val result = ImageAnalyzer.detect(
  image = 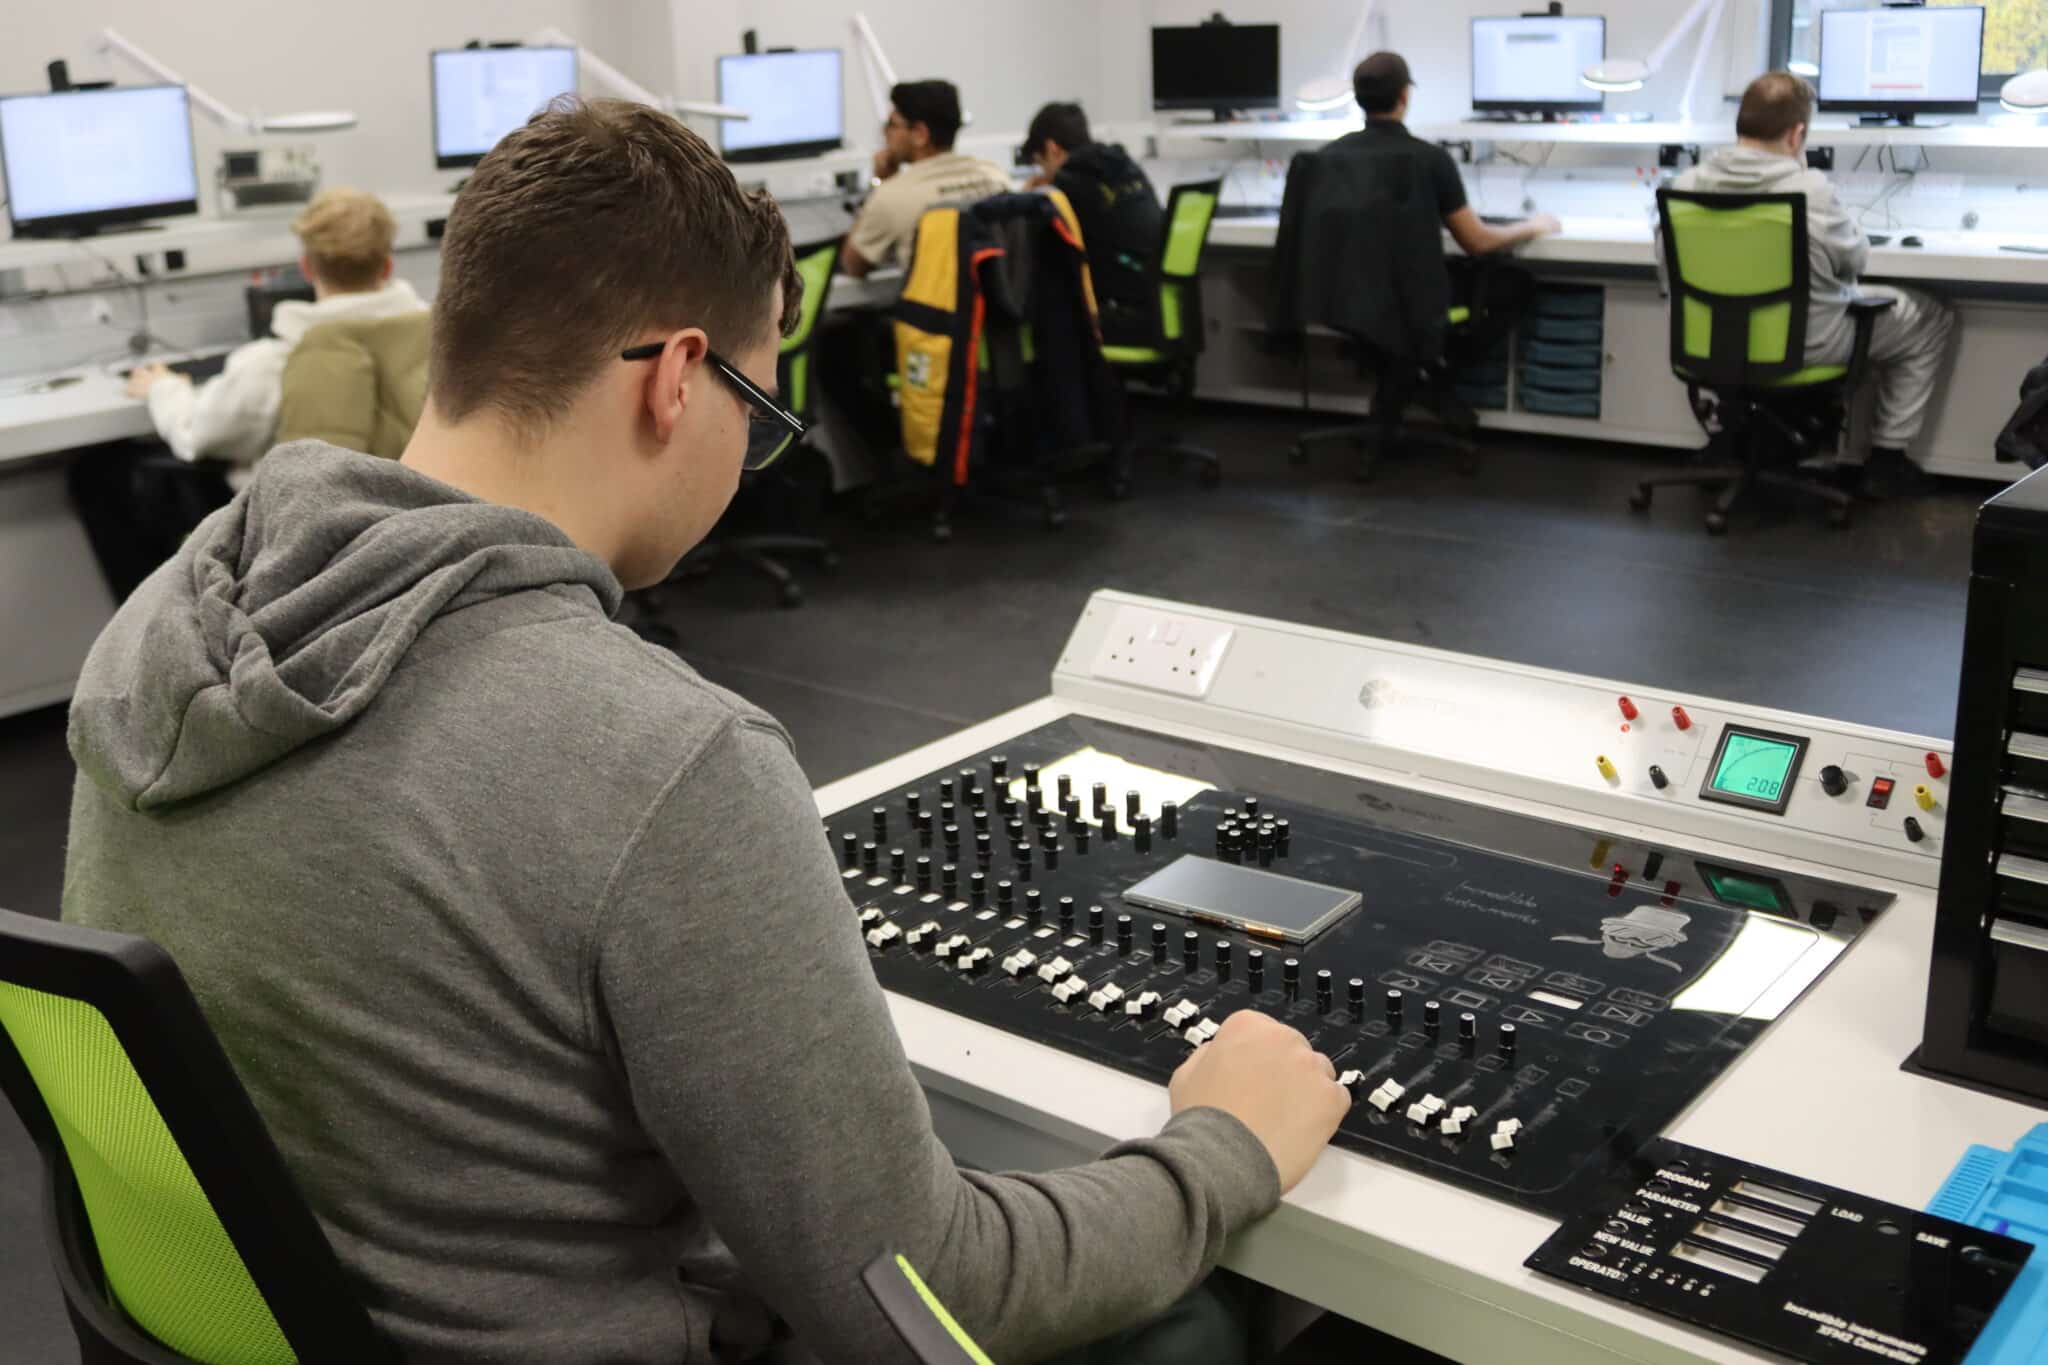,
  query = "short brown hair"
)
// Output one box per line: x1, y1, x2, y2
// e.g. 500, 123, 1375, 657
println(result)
292, 189, 396, 291
430, 98, 799, 436
1736, 71, 1815, 142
